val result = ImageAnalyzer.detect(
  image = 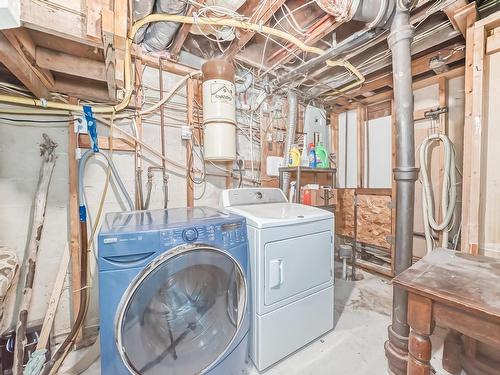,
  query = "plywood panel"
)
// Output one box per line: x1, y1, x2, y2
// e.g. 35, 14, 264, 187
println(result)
357, 194, 392, 249
336, 189, 354, 237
